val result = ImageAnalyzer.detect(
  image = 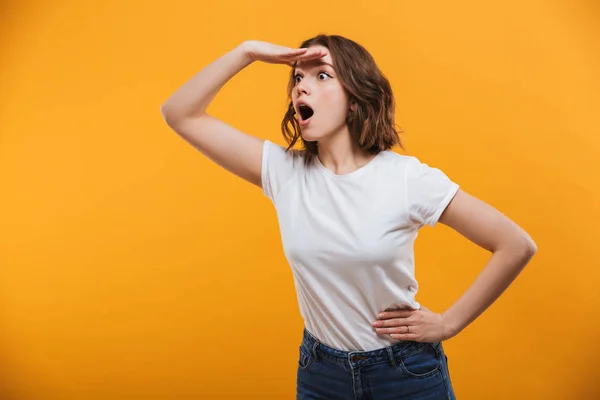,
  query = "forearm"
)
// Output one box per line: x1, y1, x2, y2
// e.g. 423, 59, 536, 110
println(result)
442, 241, 536, 337
160, 42, 253, 121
